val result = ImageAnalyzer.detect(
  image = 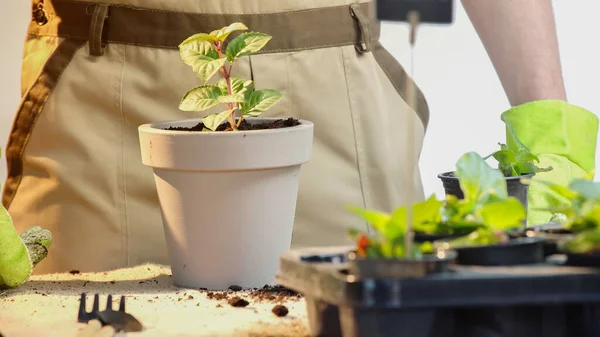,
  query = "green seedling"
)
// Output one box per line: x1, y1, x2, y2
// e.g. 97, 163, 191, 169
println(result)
440, 152, 526, 248
346, 196, 441, 259
484, 124, 552, 177
178, 22, 283, 131
562, 228, 600, 254
536, 174, 600, 233
530, 174, 600, 255
346, 152, 527, 258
